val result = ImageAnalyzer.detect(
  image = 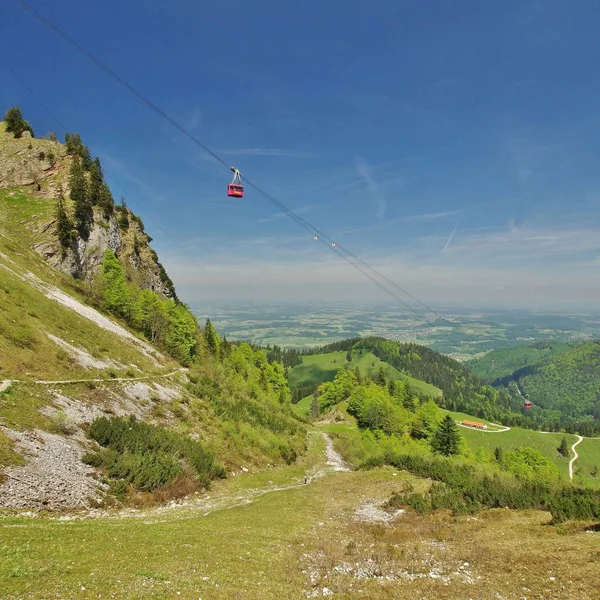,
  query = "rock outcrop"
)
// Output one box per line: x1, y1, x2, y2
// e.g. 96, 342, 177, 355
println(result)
0, 122, 176, 299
